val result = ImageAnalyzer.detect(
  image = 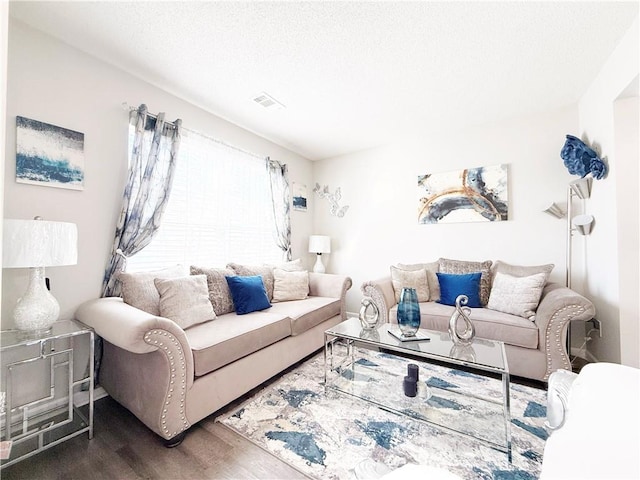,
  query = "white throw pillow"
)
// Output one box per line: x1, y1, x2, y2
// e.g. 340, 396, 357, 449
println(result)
390, 265, 430, 303
272, 269, 309, 302
397, 261, 440, 301
487, 271, 547, 320
154, 275, 216, 329
269, 258, 305, 272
